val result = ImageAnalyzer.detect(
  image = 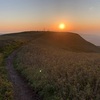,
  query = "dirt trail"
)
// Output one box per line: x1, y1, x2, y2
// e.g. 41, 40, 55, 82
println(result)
6, 50, 41, 100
